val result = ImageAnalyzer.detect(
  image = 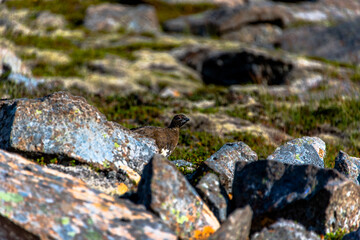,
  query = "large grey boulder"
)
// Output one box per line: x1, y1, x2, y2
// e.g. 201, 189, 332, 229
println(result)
0, 92, 158, 181
0, 149, 176, 239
